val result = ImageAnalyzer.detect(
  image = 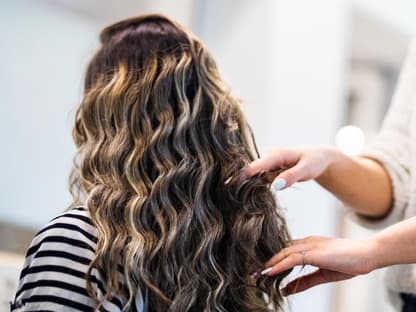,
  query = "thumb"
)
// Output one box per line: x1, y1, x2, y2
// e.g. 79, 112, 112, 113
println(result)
271, 164, 309, 191
282, 269, 354, 296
